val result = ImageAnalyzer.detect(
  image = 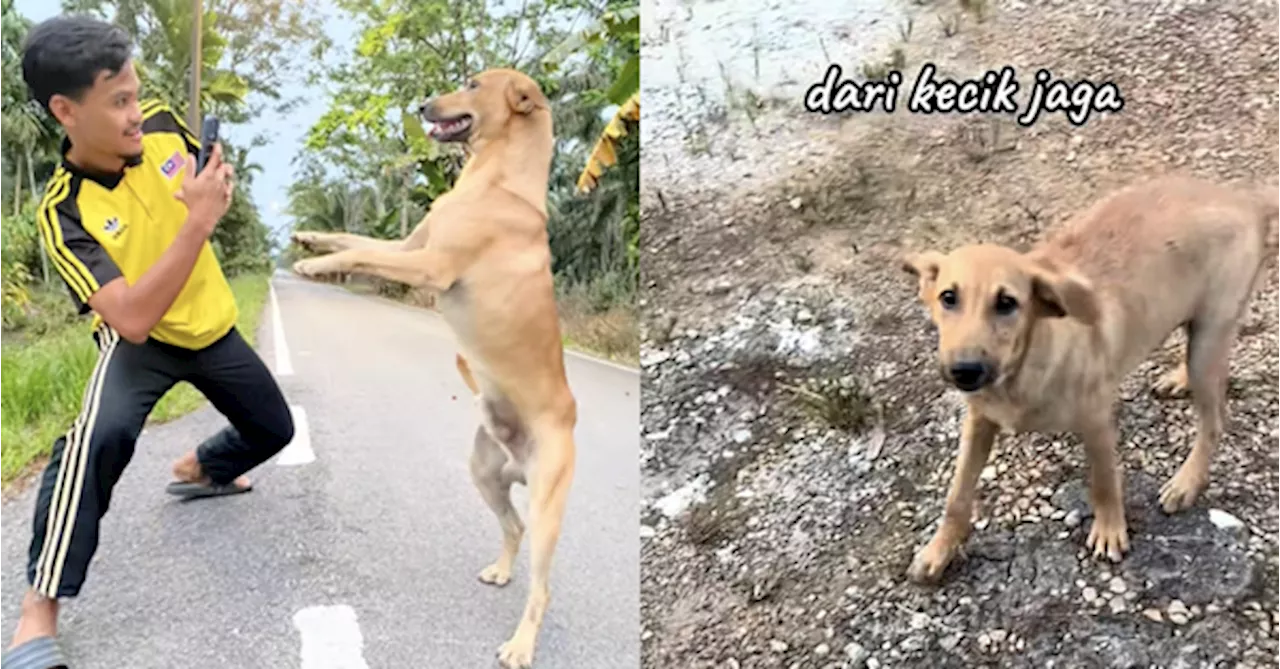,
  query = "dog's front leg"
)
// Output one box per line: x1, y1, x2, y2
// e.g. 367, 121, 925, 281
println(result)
1081, 420, 1129, 561
907, 410, 997, 584
293, 247, 459, 292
